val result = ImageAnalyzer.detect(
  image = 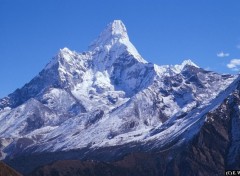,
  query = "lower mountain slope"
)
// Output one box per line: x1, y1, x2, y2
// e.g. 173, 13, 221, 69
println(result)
28, 78, 240, 176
